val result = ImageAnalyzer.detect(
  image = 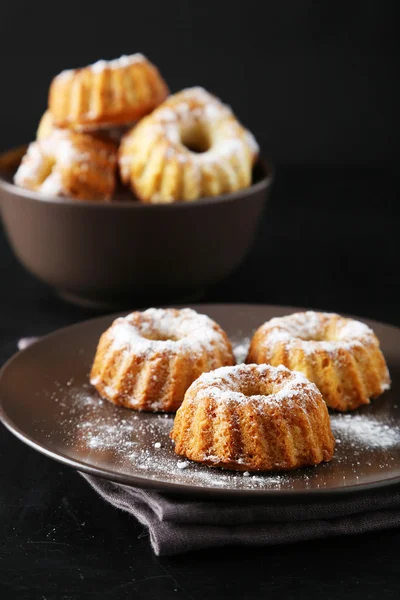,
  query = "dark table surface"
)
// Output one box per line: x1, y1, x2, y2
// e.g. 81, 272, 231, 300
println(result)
1, 166, 399, 599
